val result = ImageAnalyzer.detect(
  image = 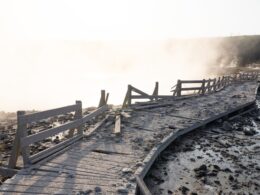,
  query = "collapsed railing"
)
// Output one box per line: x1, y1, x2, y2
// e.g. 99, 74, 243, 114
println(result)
0, 90, 109, 176
122, 72, 259, 108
